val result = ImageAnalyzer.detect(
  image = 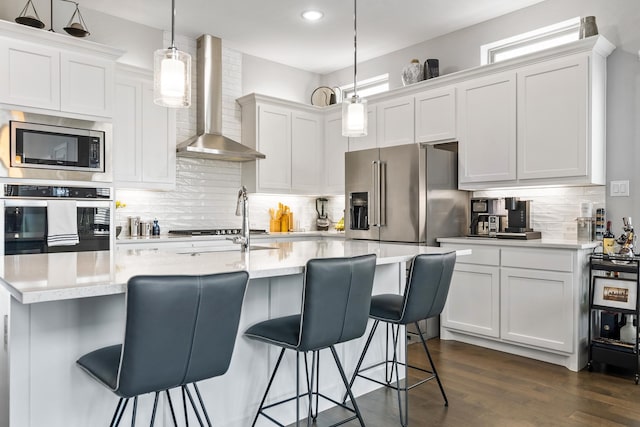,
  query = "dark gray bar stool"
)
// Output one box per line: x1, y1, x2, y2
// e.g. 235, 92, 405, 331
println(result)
76, 271, 249, 426
245, 254, 377, 427
345, 252, 456, 427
